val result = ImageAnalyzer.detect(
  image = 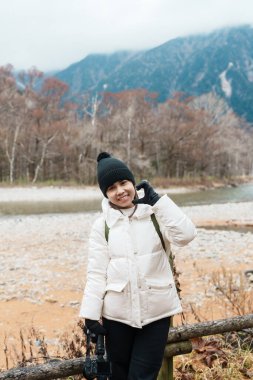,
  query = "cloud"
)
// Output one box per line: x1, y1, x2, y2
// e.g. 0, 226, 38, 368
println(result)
0, 0, 253, 71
